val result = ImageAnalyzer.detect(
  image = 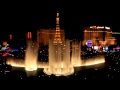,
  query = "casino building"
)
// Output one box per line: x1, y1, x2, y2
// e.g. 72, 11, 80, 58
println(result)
82, 26, 116, 46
